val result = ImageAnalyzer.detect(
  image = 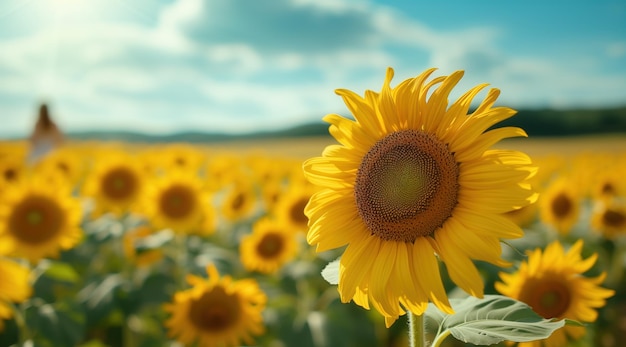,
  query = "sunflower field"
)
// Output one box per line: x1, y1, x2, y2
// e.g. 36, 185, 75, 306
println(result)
0, 70, 625, 347
0, 137, 623, 347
